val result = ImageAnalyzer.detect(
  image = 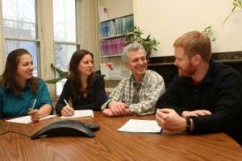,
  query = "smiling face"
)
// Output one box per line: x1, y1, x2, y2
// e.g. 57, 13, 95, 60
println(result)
174, 47, 196, 77
16, 54, 34, 82
126, 49, 147, 81
77, 54, 94, 77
